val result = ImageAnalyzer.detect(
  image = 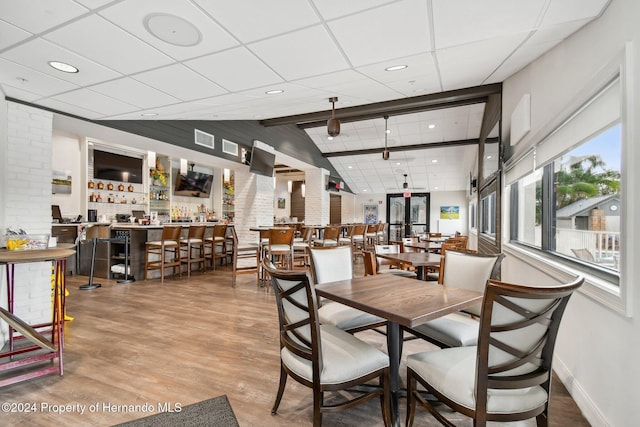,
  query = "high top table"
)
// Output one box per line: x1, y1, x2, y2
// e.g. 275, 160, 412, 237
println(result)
316, 274, 482, 427
0, 244, 75, 387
